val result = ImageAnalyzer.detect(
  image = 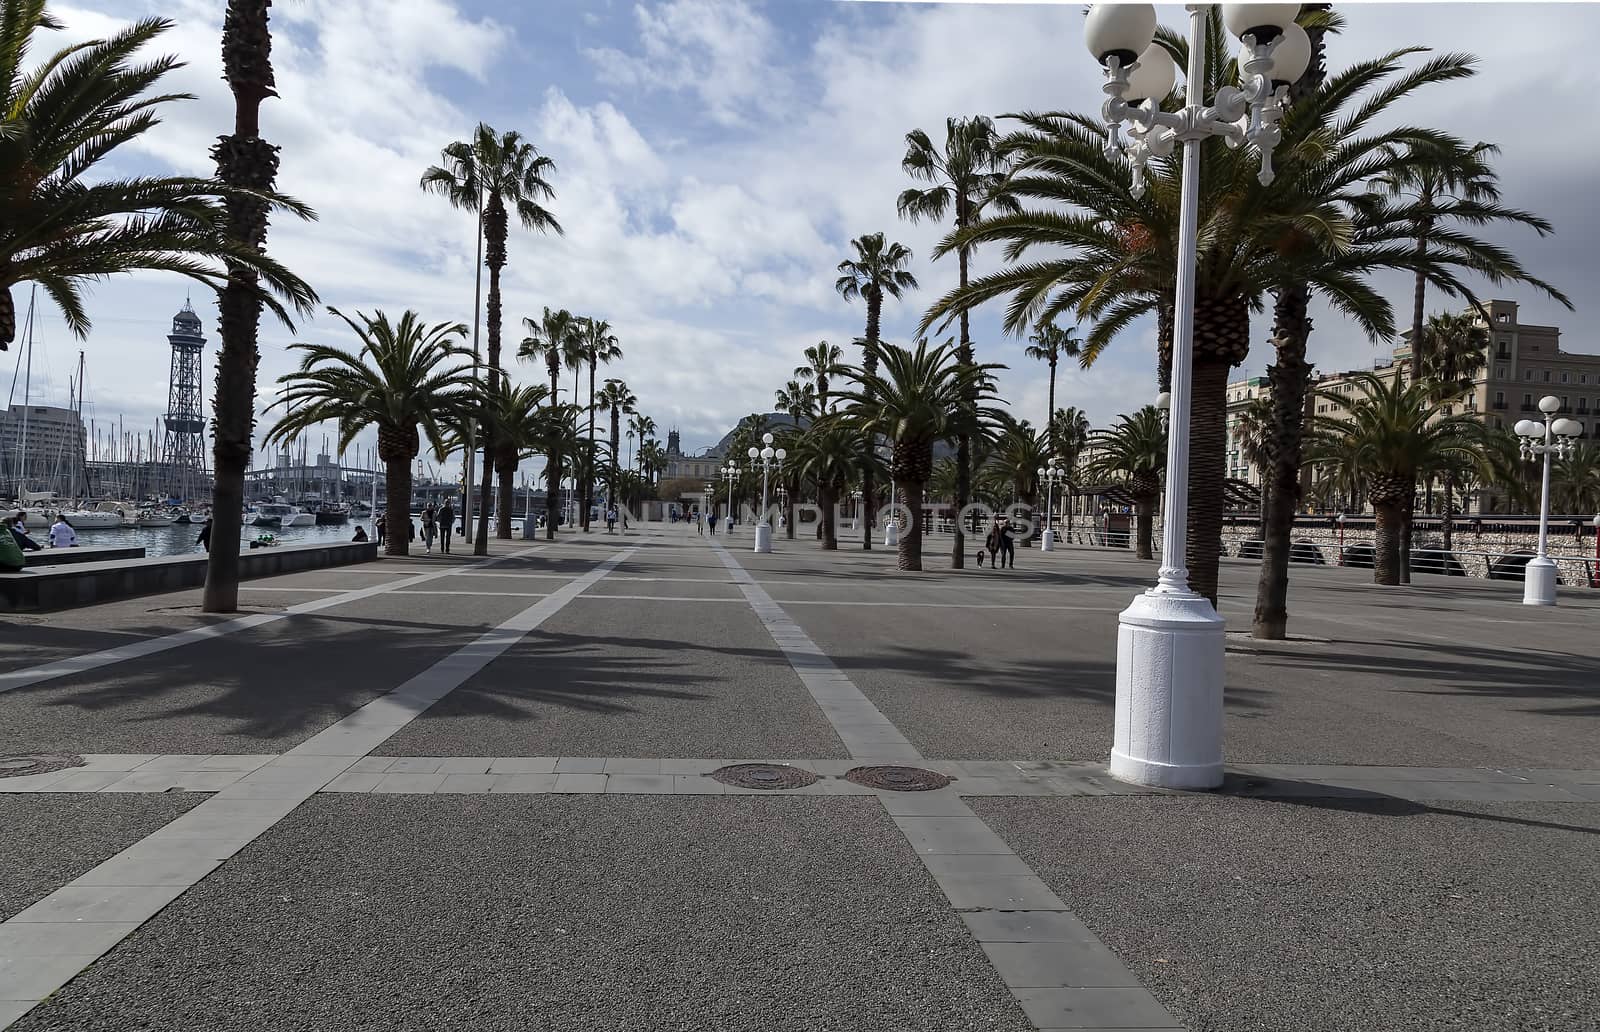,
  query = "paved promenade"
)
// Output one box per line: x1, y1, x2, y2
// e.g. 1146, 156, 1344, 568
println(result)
0, 525, 1595, 1031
